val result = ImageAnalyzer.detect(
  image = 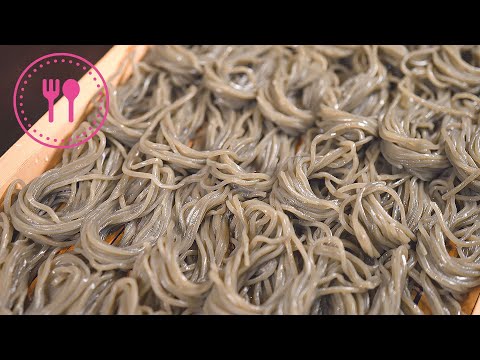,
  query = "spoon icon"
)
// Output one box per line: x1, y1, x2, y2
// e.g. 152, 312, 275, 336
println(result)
62, 79, 80, 123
